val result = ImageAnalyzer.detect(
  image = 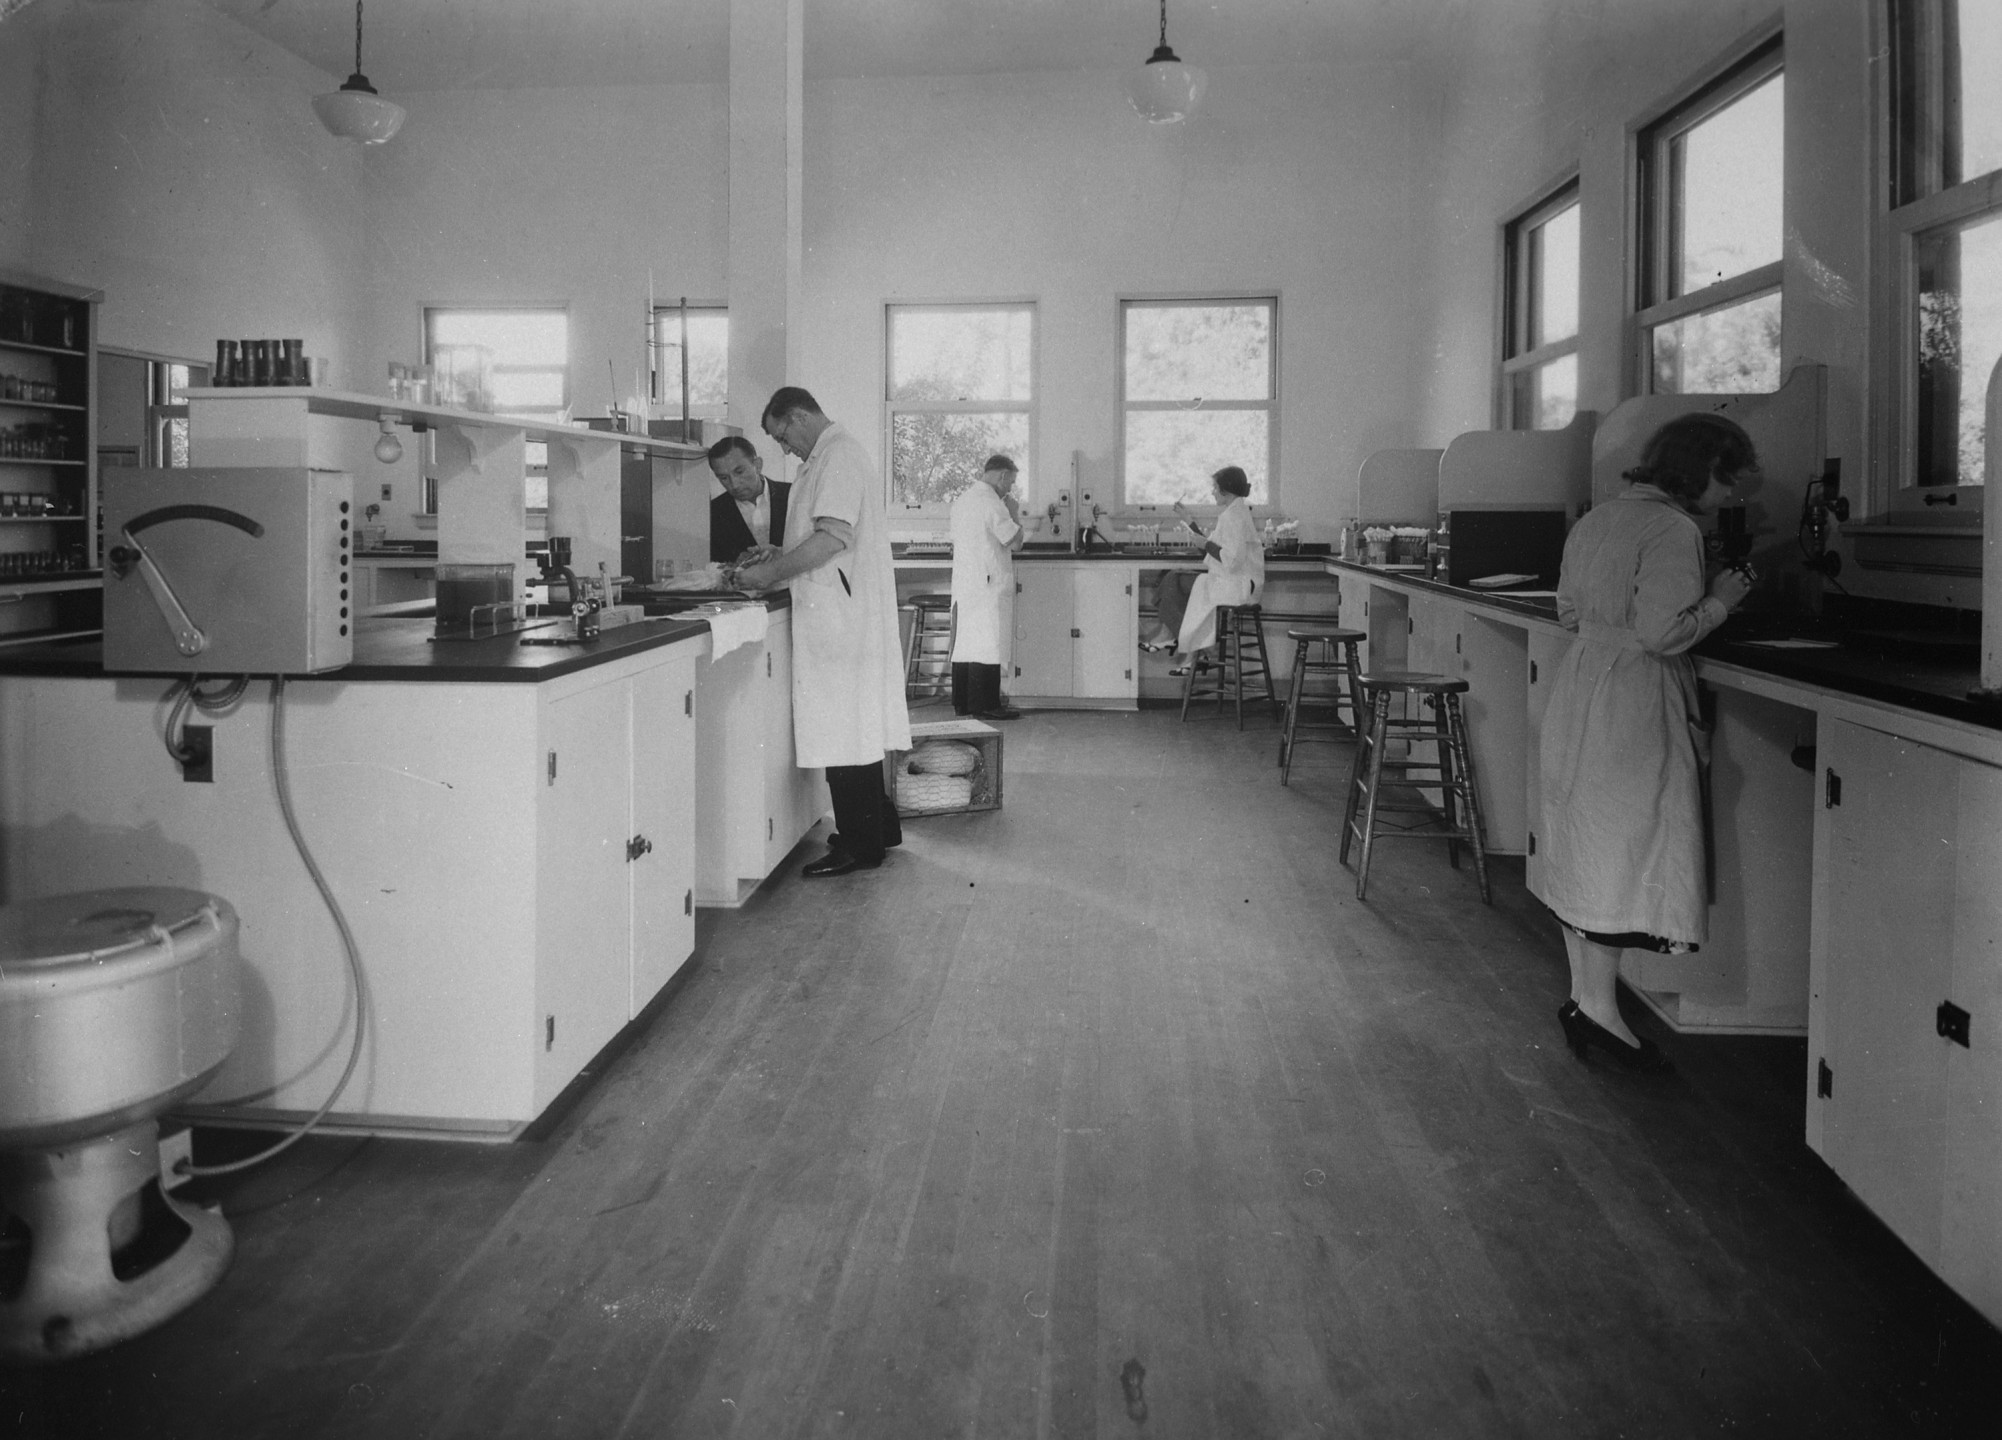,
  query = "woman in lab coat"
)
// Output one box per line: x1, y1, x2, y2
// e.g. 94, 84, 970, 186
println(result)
1532, 413, 1756, 1073
949, 455, 1025, 719
1143, 465, 1265, 662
